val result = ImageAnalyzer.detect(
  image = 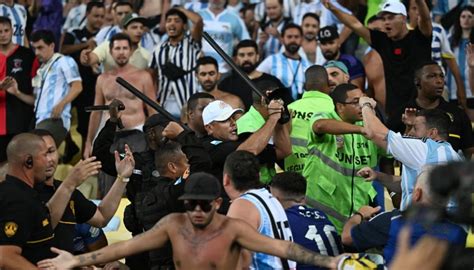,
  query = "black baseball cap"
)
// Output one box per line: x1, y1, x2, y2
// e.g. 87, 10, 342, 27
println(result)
318, 25, 339, 43
143, 113, 170, 132
178, 172, 221, 200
